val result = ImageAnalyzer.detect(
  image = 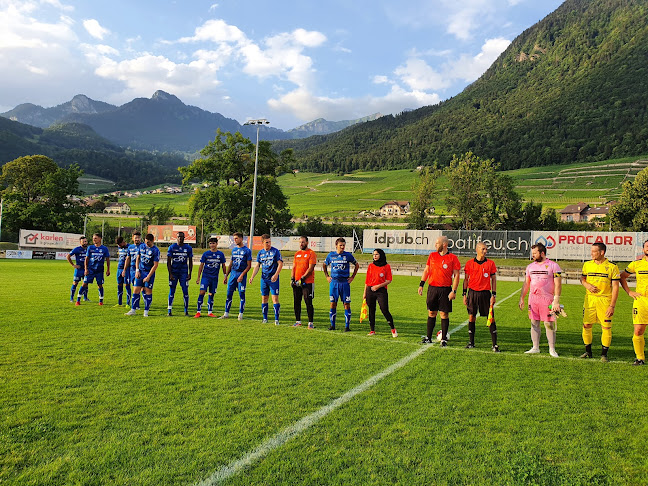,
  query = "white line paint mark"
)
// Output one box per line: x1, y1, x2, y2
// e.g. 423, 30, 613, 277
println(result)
448, 288, 521, 336
195, 345, 430, 485
195, 288, 521, 485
